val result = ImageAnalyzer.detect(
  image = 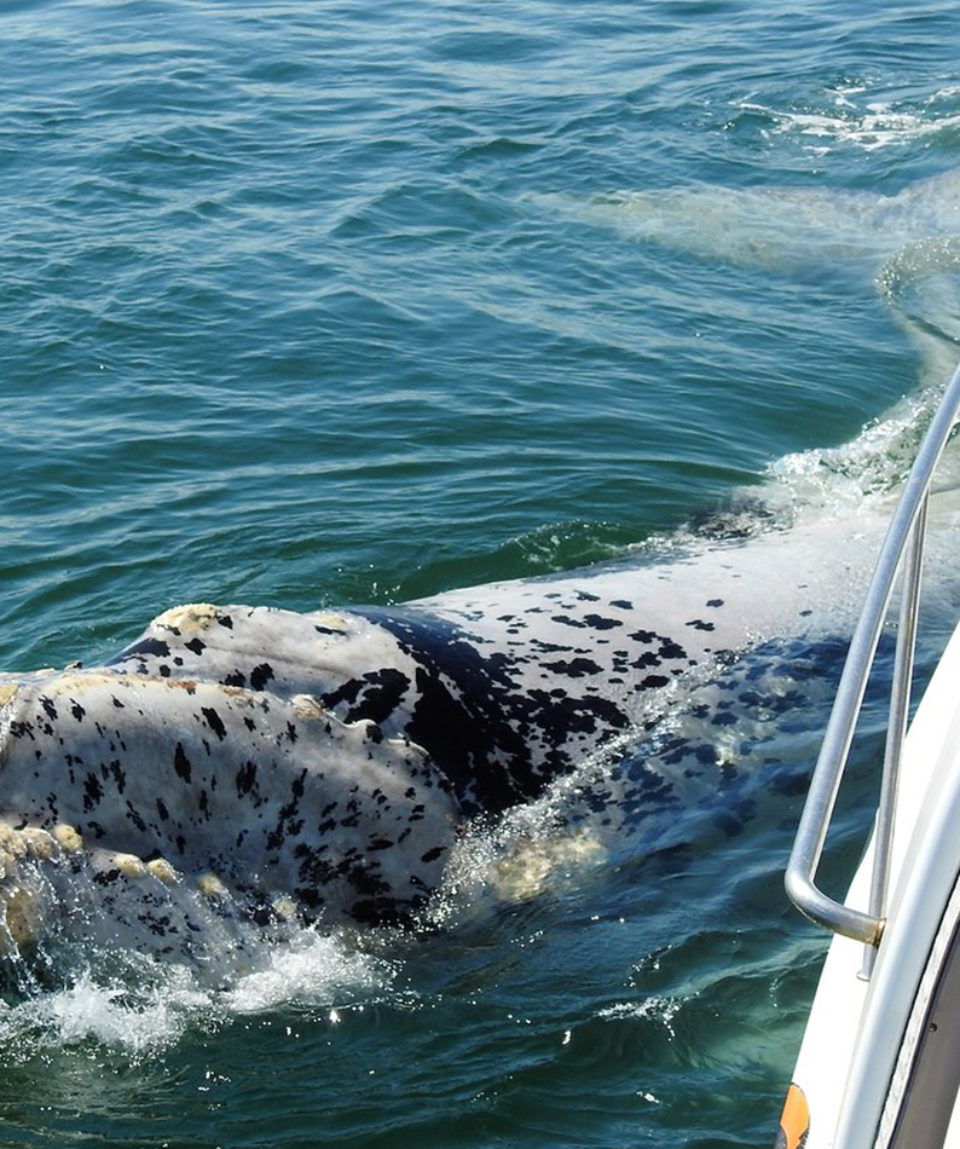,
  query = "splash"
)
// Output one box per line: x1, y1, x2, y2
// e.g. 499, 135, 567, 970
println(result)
732, 83, 960, 155
220, 930, 395, 1016
0, 931, 394, 1059
0, 844, 397, 1056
